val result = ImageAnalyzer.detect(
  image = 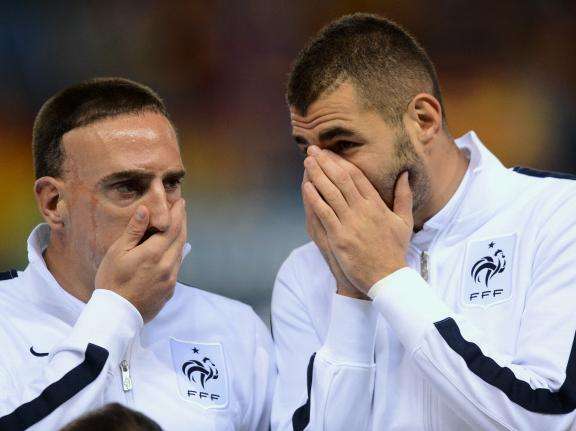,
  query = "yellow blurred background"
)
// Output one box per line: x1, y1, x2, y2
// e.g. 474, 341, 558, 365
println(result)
1, 1, 574, 318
